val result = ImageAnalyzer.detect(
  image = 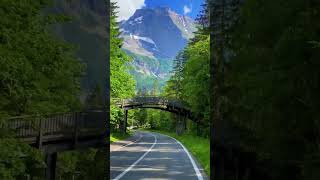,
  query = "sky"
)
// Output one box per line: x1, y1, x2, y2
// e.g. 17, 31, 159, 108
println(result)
111, 0, 204, 21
